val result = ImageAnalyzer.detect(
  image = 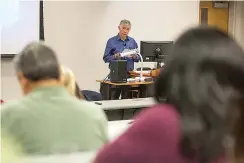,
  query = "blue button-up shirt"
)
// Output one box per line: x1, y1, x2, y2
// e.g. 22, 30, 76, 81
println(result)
103, 34, 140, 71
